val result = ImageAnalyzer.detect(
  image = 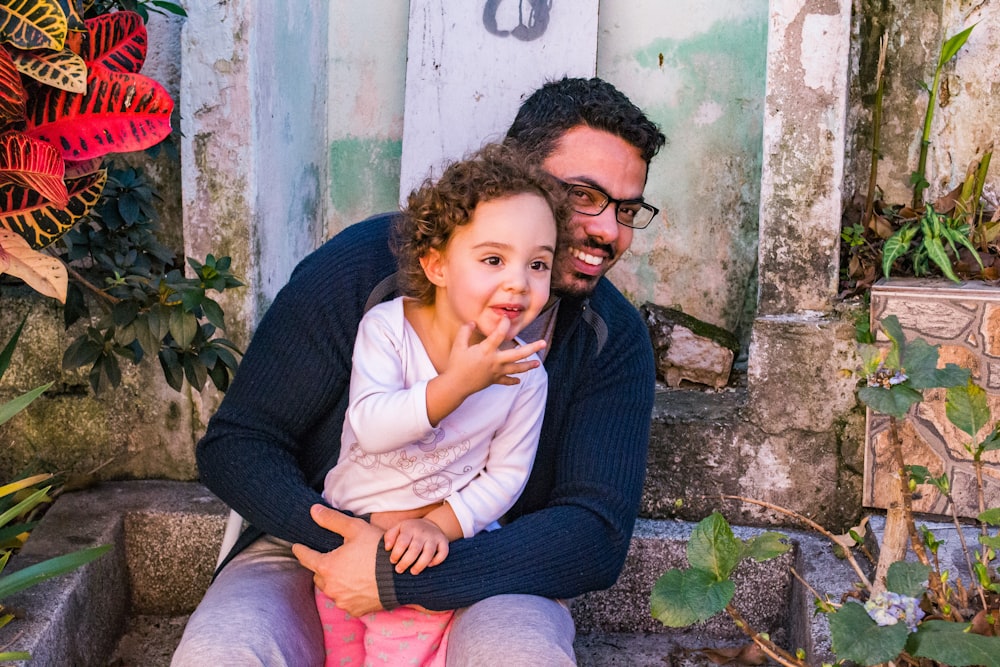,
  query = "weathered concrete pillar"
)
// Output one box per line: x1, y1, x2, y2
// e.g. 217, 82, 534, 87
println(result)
757, 0, 852, 315
180, 0, 330, 339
